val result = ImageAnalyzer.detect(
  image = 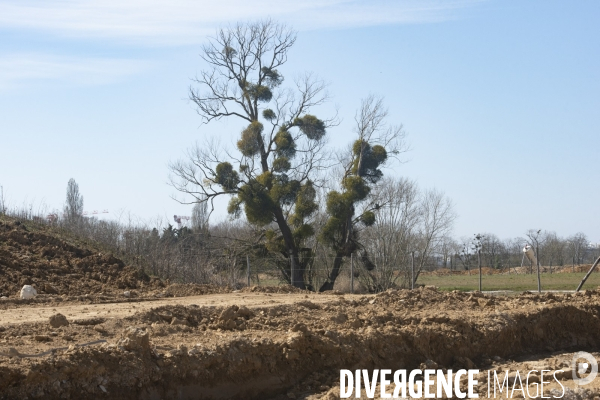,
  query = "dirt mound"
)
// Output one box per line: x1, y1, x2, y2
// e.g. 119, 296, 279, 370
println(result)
242, 284, 309, 294
160, 283, 230, 297
422, 267, 501, 276
0, 217, 156, 299
2, 288, 600, 399
503, 265, 596, 275
423, 264, 597, 276
555, 264, 595, 273
0, 217, 240, 304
